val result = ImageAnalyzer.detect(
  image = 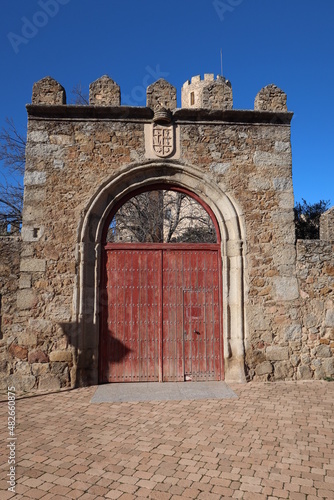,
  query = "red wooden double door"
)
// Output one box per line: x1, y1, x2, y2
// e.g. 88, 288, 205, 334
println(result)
100, 246, 223, 383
